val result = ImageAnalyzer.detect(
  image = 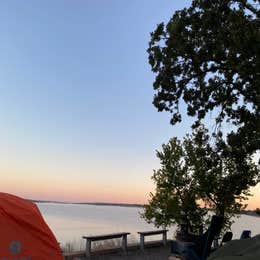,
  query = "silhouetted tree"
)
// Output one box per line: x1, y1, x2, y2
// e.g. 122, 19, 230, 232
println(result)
255, 207, 260, 215
148, 0, 260, 158
143, 126, 259, 232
